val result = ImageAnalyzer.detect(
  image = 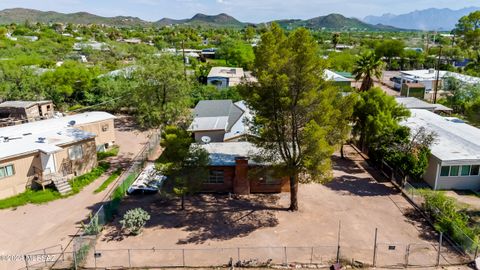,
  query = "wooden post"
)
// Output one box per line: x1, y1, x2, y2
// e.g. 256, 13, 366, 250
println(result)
336, 221, 341, 263
373, 228, 378, 267
436, 233, 443, 266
